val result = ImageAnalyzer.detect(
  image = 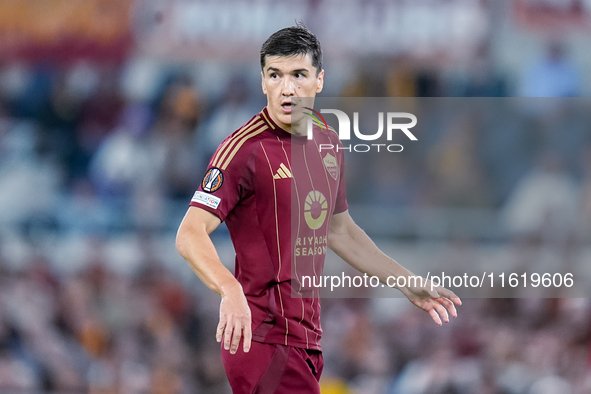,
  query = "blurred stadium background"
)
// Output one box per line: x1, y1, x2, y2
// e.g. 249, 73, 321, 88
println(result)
1, 0, 591, 393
